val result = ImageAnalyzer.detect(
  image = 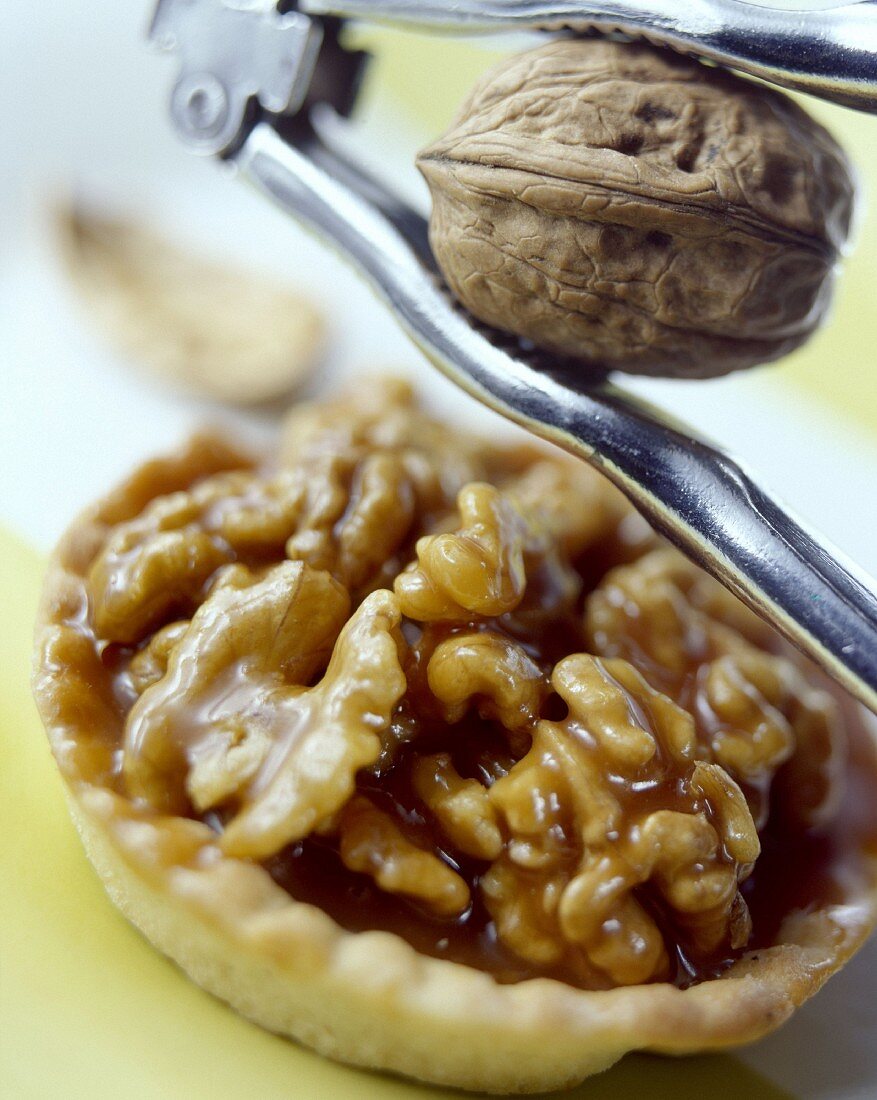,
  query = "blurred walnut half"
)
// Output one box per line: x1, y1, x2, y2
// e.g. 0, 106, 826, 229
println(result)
56, 204, 325, 405
418, 39, 855, 378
